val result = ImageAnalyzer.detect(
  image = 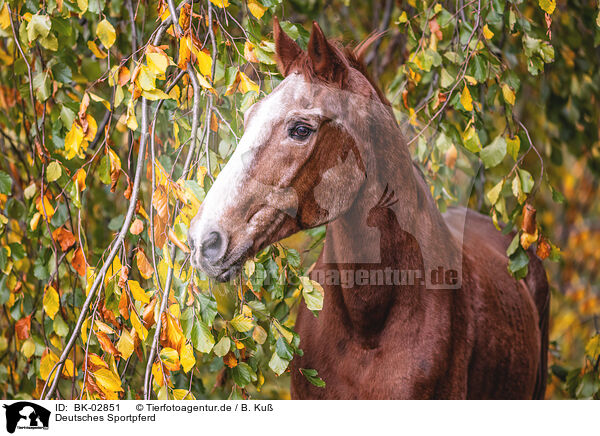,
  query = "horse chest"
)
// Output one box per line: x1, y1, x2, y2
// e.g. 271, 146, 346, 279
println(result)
291, 304, 448, 399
